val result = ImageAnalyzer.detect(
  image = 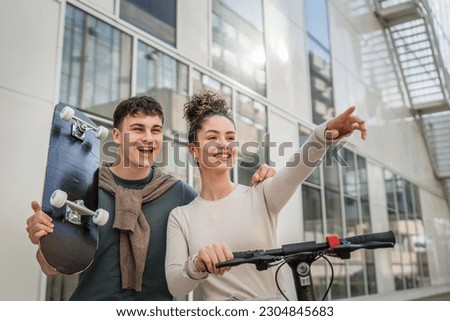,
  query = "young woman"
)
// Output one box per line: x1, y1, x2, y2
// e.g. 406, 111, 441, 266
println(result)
165, 90, 367, 300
